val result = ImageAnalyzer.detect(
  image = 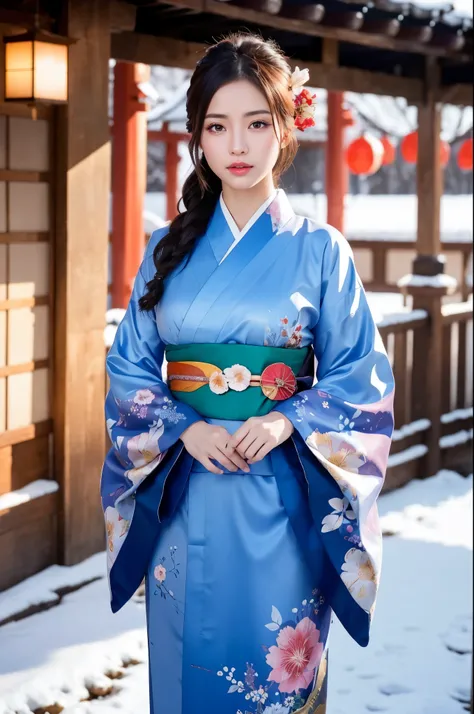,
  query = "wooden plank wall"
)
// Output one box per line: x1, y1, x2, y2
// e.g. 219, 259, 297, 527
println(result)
0, 28, 58, 589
